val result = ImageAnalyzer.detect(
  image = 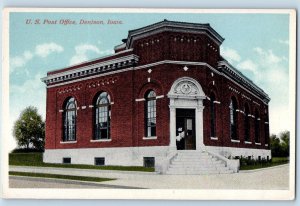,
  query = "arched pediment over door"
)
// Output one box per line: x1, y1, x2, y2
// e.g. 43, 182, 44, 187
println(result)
167, 77, 206, 100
